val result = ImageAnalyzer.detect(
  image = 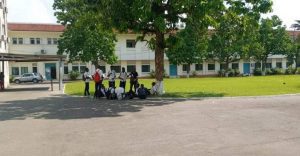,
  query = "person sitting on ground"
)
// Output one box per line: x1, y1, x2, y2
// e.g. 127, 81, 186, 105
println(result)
150, 82, 158, 95
135, 83, 140, 96
106, 86, 116, 100
115, 87, 125, 100
100, 84, 107, 97
137, 84, 148, 99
